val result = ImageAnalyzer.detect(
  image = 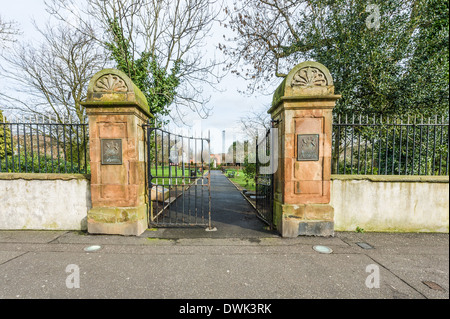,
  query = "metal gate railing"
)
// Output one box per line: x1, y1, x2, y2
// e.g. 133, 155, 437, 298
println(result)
255, 128, 274, 228
332, 113, 449, 176
143, 123, 212, 228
